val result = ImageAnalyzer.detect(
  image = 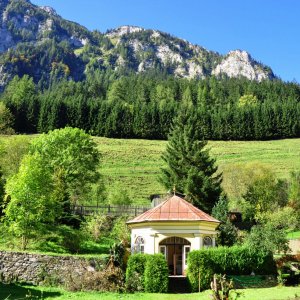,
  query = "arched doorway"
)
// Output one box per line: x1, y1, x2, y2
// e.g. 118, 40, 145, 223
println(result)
159, 237, 191, 276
